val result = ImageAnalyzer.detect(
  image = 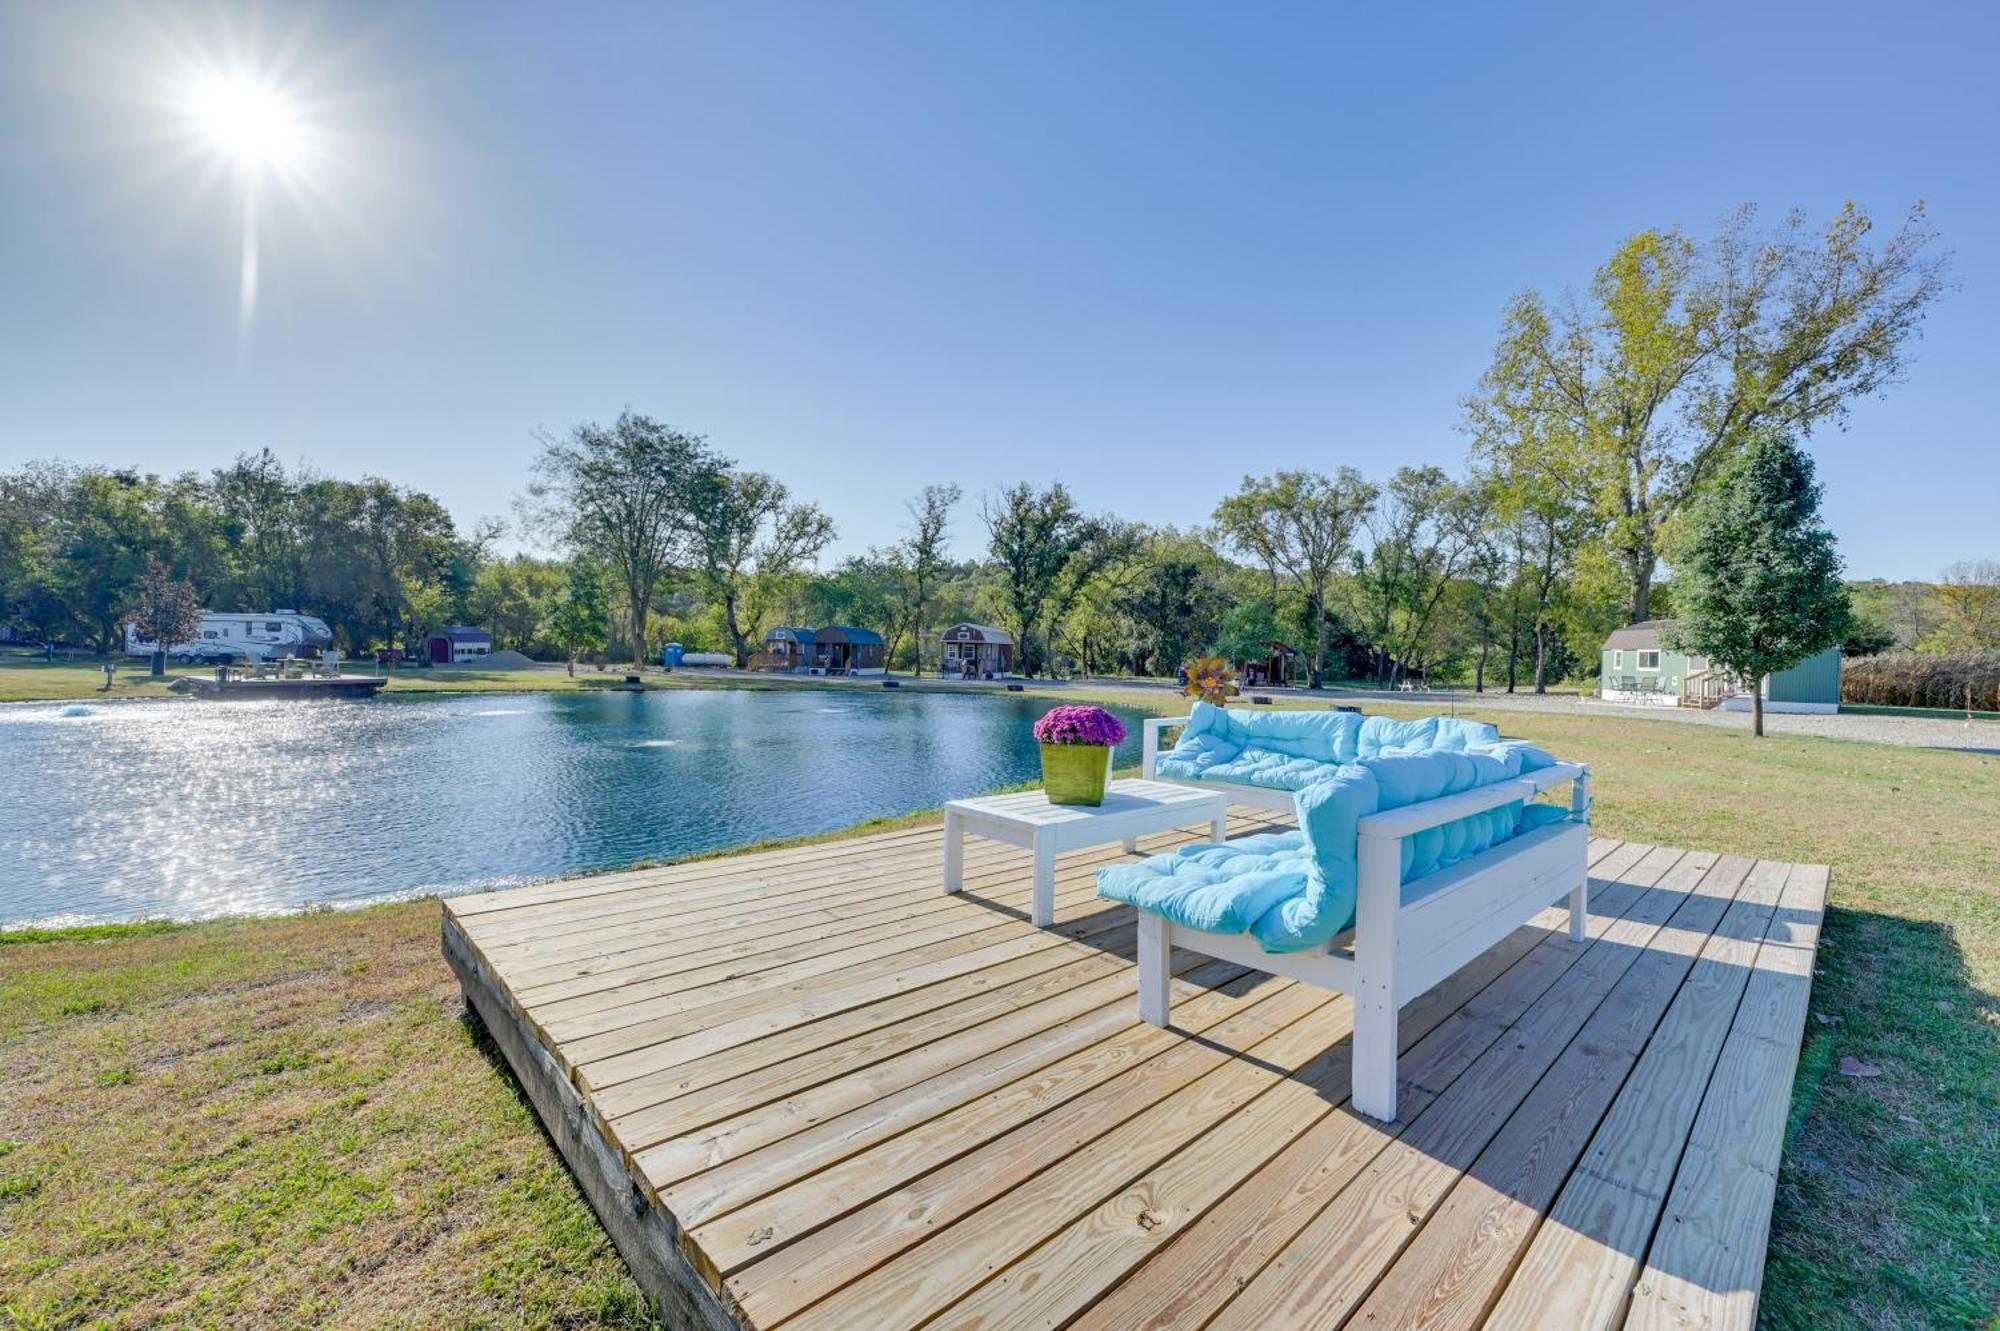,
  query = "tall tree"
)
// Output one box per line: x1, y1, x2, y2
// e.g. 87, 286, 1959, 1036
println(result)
544, 559, 611, 675
526, 412, 716, 666
690, 470, 836, 665
1669, 431, 1851, 736
898, 484, 960, 676
128, 558, 204, 676
981, 482, 1081, 677
1466, 203, 1947, 622
1214, 468, 1375, 687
